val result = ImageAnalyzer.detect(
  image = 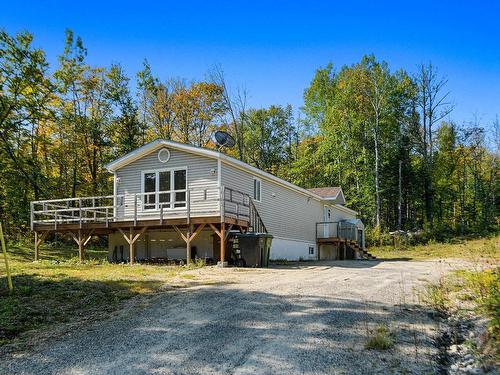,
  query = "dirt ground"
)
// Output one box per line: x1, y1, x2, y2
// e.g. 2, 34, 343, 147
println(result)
1, 259, 462, 374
